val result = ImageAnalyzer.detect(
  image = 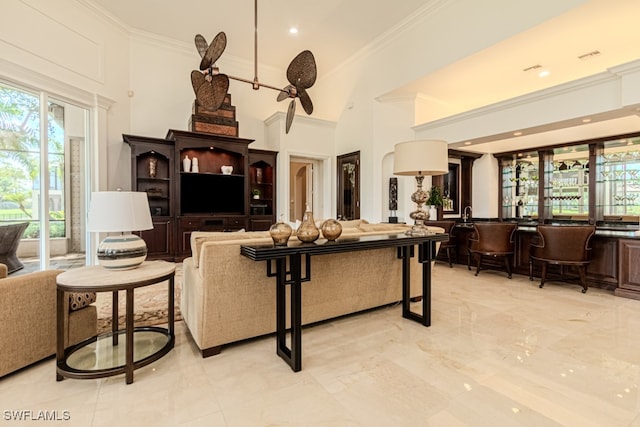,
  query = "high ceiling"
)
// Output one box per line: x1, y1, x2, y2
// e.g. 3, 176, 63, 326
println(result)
88, 0, 640, 153
87, 0, 431, 74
